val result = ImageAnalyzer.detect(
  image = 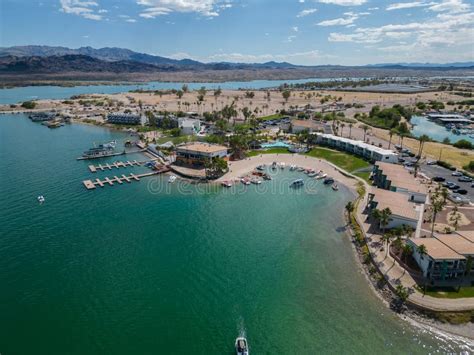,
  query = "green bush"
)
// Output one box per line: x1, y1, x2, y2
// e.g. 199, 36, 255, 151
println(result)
21, 101, 36, 109
437, 160, 456, 171
453, 139, 473, 150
